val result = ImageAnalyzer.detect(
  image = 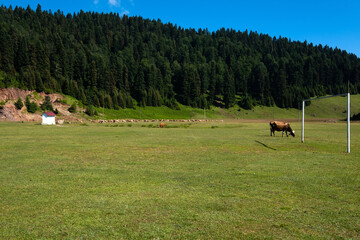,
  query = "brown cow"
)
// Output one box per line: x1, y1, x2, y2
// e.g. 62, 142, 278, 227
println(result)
159, 122, 165, 128
270, 121, 295, 137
